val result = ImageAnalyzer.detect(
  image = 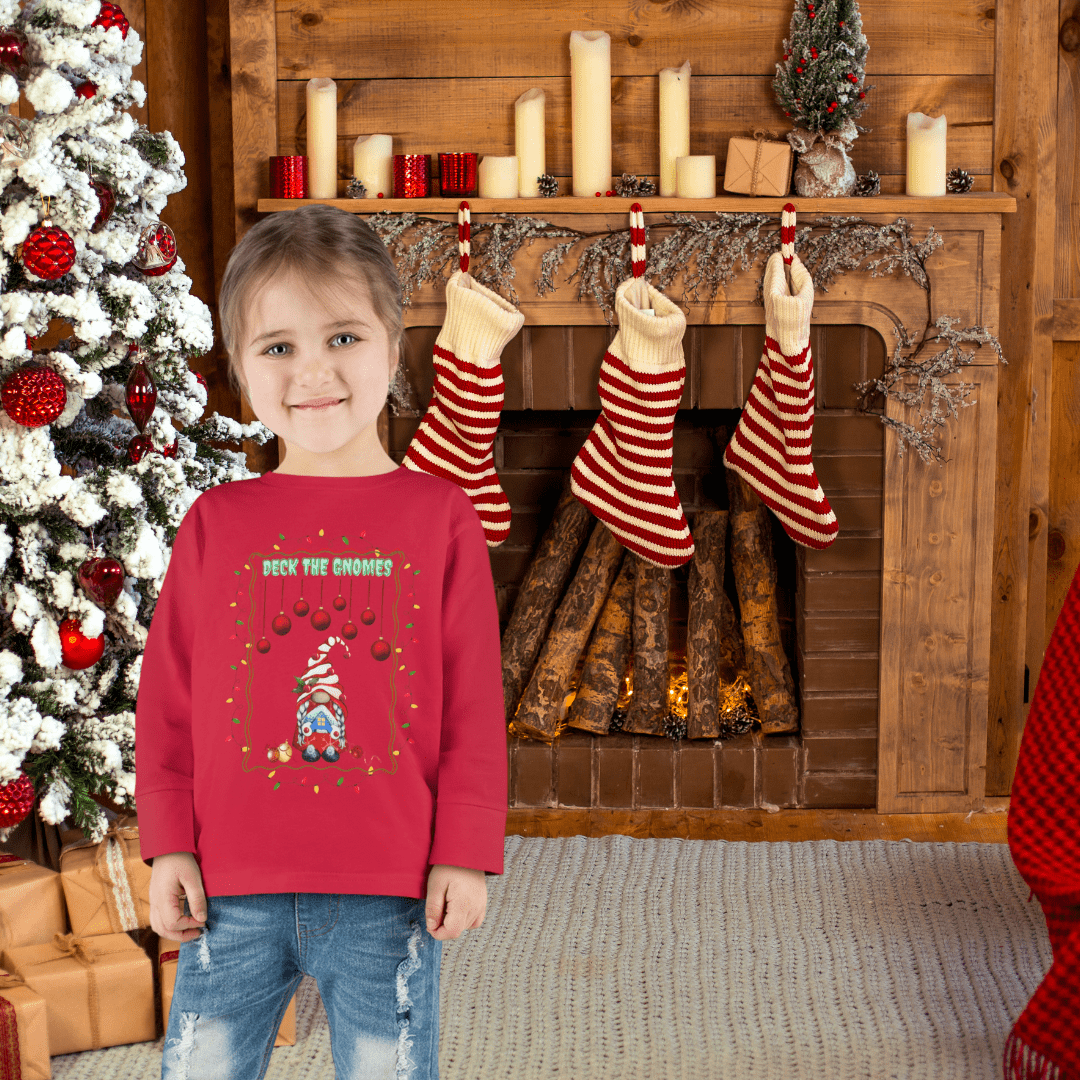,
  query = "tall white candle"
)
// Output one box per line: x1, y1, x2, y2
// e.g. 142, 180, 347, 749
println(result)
306, 77, 338, 199
659, 60, 691, 198
906, 113, 947, 196
570, 30, 611, 197
353, 134, 393, 199
675, 155, 715, 198
478, 156, 519, 198
515, 88, 546, 198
